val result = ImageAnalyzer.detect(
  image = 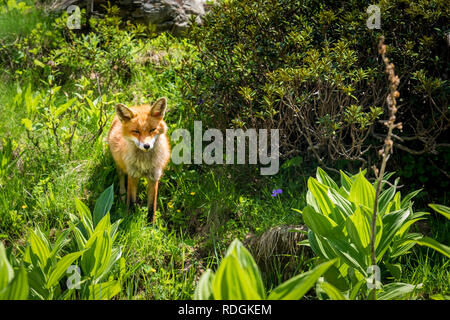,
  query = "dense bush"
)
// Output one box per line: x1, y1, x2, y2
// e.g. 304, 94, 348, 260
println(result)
182, 0, 449, 201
